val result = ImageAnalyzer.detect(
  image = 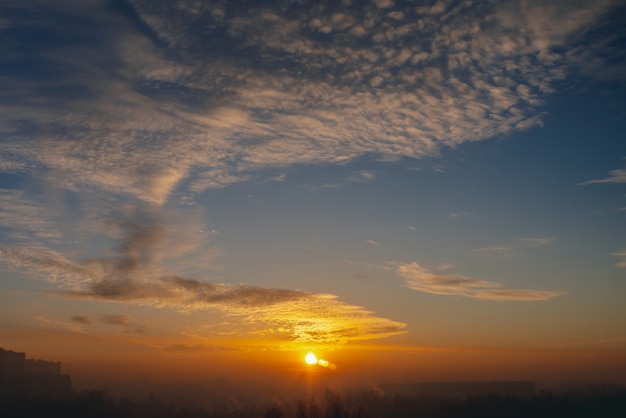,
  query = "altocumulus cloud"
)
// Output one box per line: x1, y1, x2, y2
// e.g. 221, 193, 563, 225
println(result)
0, 0, 623, 204
396, 261, 564, 301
